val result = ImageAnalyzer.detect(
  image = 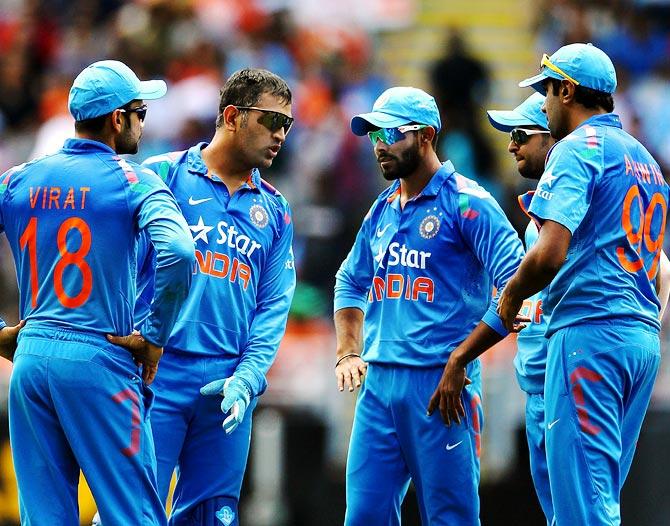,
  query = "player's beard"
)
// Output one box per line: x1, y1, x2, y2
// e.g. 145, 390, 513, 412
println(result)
116, 126, 140, 155
379, 141, 421, 181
